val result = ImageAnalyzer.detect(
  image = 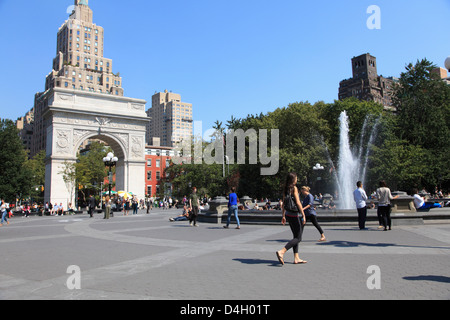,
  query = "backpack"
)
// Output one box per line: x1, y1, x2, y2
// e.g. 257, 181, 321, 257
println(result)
284, 191, 298, 212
